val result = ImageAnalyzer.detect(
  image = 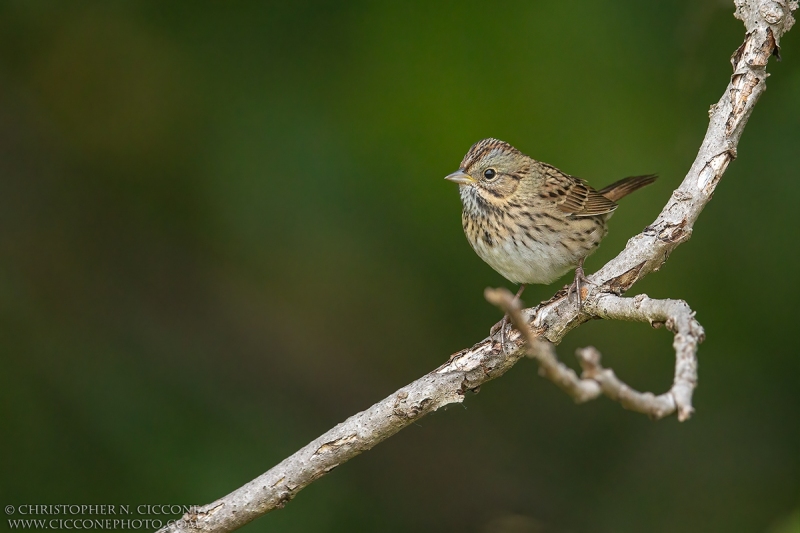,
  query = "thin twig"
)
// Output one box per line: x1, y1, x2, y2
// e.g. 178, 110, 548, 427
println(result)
584, 293, 705, 420
486, 287, 704, 420
485, 287, 601, 403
